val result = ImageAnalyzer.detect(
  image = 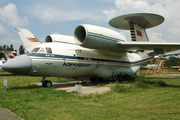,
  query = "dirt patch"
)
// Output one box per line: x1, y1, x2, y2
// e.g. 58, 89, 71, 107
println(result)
33, 80, 112, 95
55, 85, 111, 95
